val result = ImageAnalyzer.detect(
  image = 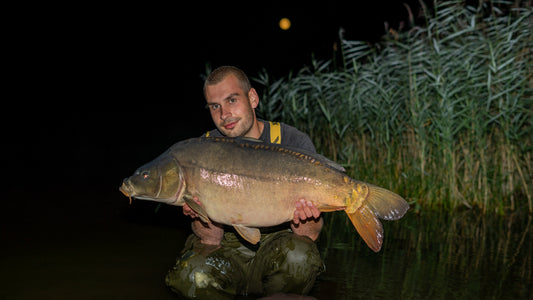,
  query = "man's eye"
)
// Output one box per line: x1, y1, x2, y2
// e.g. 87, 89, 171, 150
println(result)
210, 104, 220, 110
229, 98, 237, 103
